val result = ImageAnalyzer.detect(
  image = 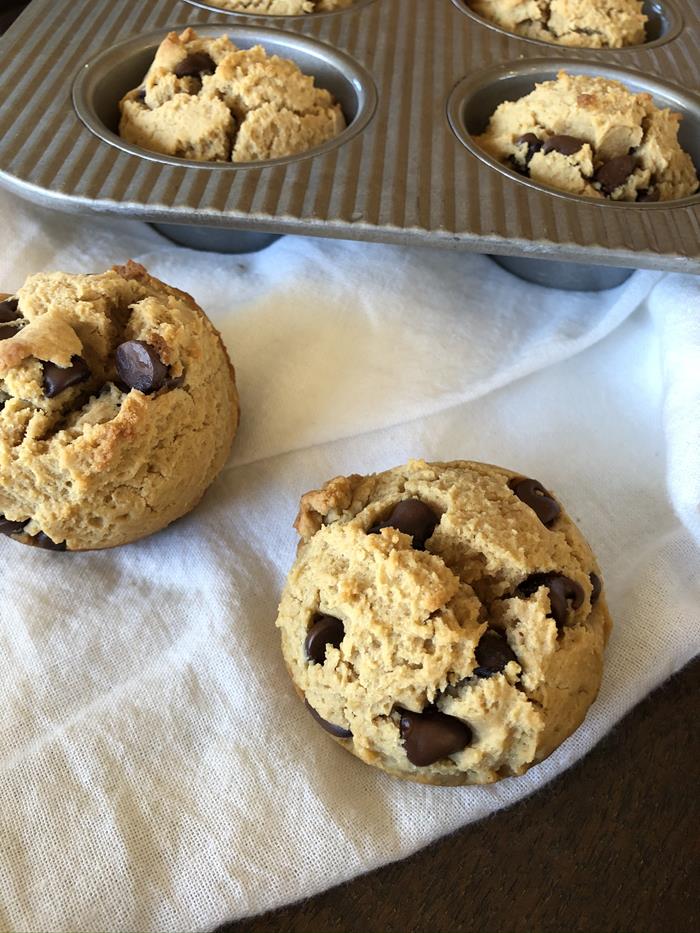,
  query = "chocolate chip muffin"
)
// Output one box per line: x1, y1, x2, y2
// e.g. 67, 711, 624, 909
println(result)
199, 0, 354, 12
276, 460, 611, 786
119, 28, 346, 163
470, 0, 647, 48
476, 71, 699, 203
0, 261, 239, 551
